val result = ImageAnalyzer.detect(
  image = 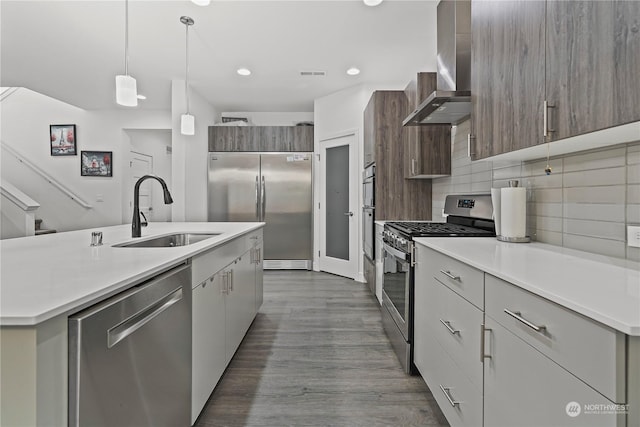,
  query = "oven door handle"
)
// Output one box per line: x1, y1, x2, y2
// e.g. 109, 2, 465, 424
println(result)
383, 243, 410, 262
